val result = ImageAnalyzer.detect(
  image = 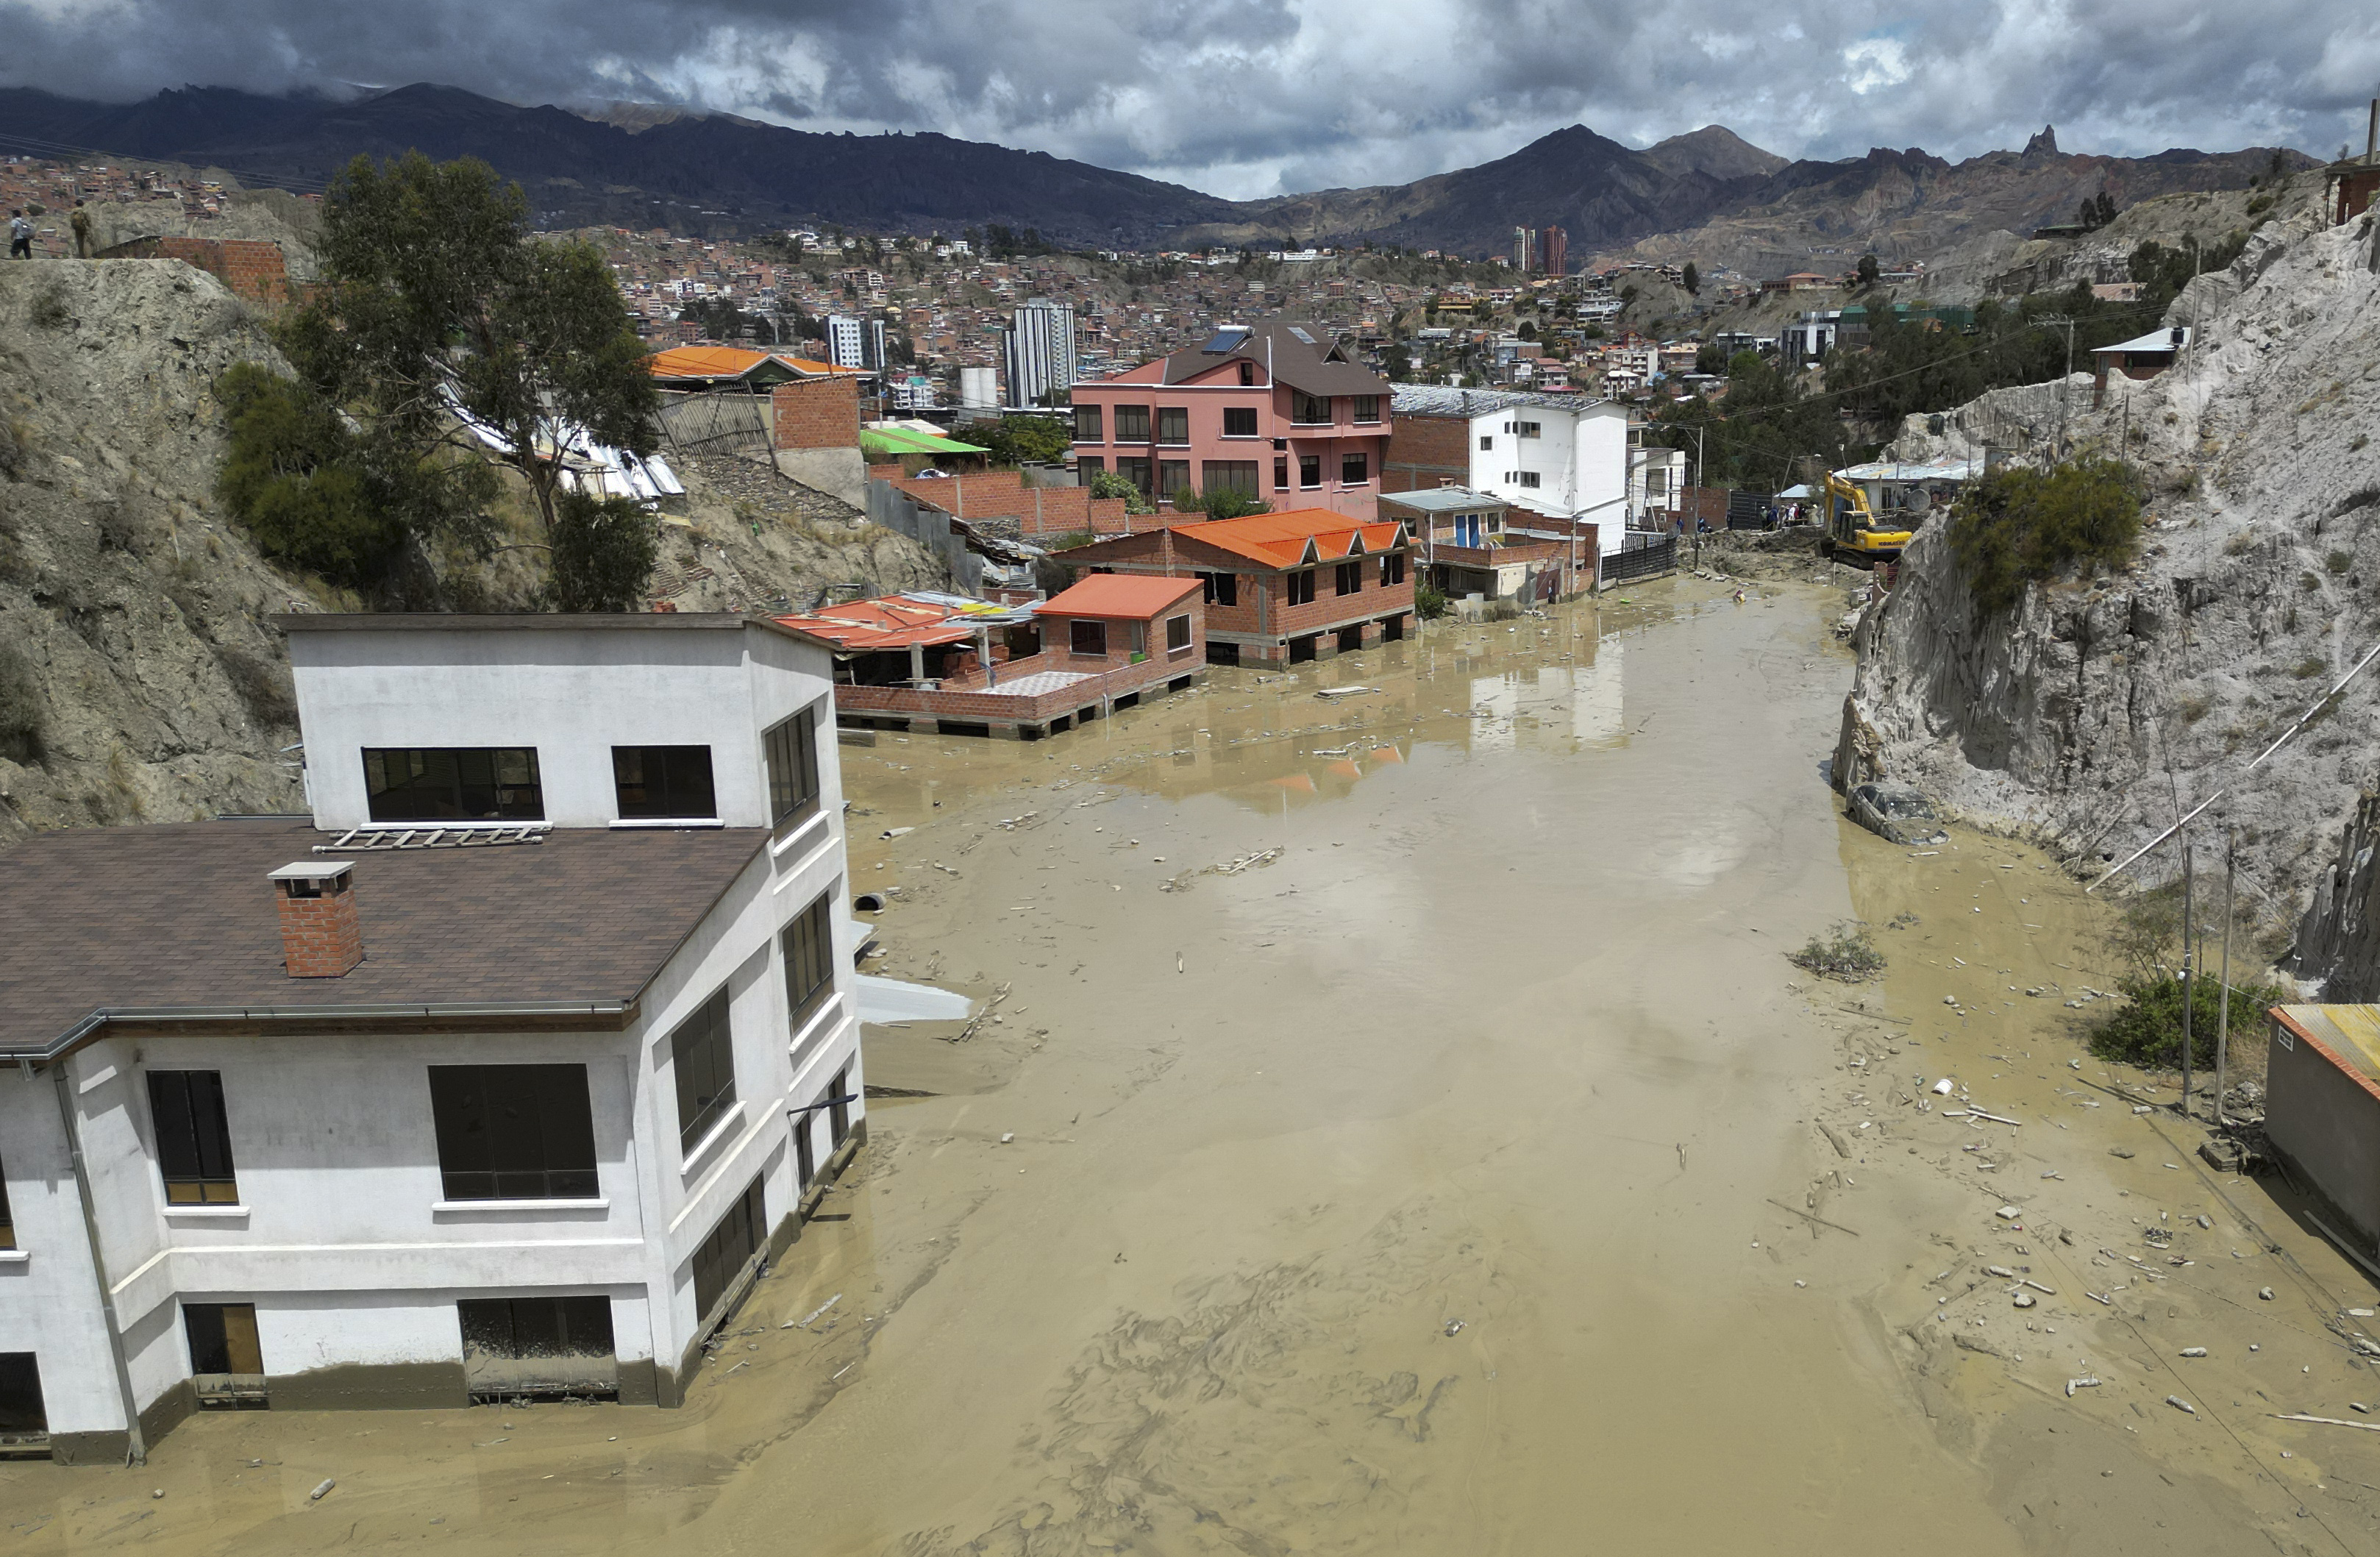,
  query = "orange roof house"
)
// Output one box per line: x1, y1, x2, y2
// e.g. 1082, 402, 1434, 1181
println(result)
646, 346, 861, 388
1055, 507, 1415, 667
